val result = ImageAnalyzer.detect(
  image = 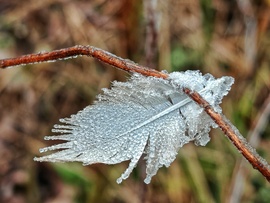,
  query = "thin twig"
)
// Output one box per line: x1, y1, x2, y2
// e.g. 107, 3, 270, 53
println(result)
236, 0, 257, 73
228, 94, 270, 203
183, 88, 270, 182
144, 0, 158, 69
1, 45, 270, 182
0, 45, 167, 78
